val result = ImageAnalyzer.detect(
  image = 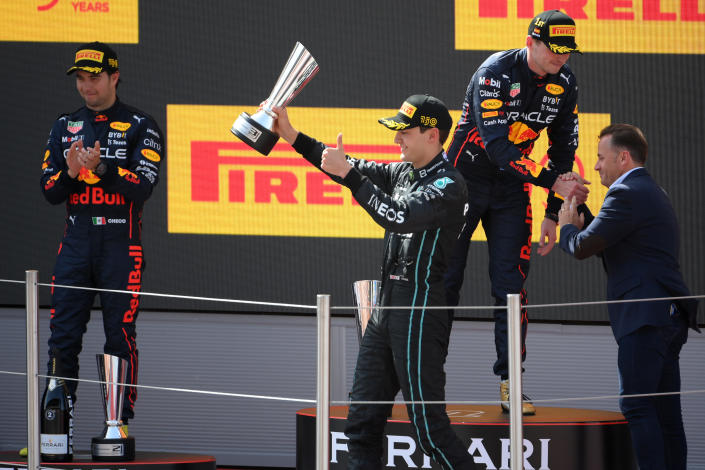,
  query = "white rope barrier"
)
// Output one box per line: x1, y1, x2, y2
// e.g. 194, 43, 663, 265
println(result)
2, 277, 702, 311
1, 369, 703, 408
334, 389, 705, 406
3, 373, 316, 404
0, 278, 316, 310
2, 274, 702, 409
524, 294, 705, 309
